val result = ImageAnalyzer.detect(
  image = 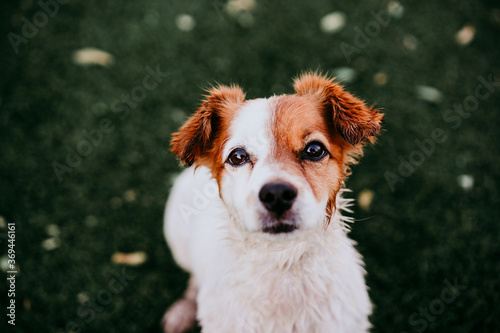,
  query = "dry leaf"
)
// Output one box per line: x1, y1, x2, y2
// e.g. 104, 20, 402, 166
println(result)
73, 47, 114, 67
175, 14, 196, 32
111, 251, 148, 266
124, 189, 137, 203
358, 189, 375, 211
226, 0, 257, 16
456, 25, 475, 46
320, 12, 346, 34
374, 72, 388, 86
